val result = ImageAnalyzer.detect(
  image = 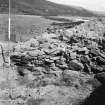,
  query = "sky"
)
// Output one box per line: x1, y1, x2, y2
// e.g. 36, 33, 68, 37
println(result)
48, 0, 105, 12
